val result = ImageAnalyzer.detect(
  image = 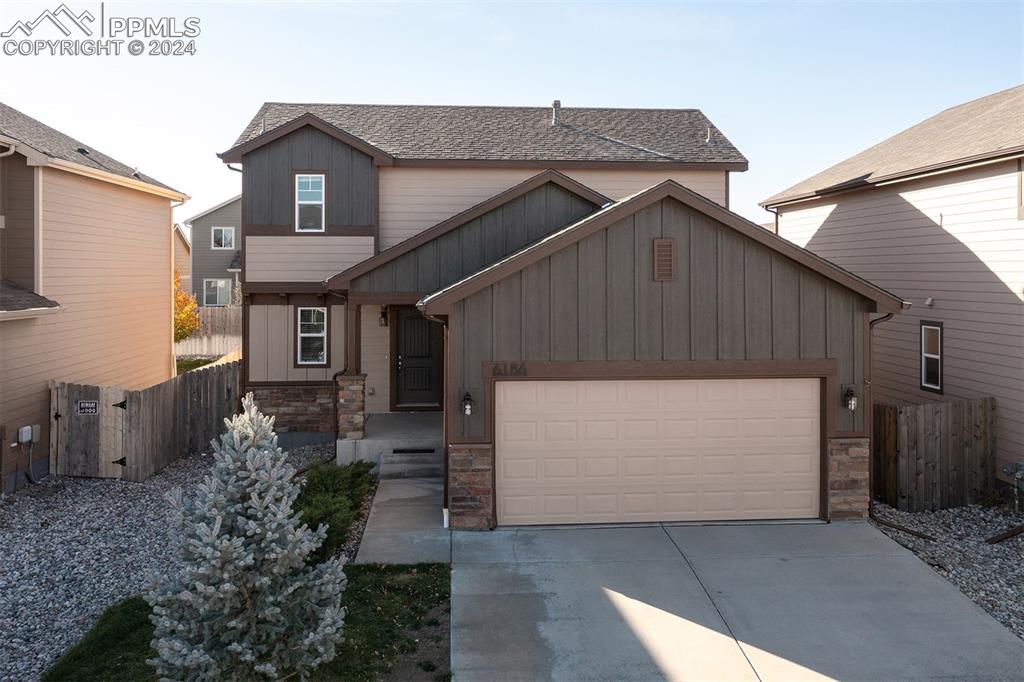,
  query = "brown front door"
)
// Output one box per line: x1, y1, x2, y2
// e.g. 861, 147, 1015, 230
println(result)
394, 306, 444, 409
